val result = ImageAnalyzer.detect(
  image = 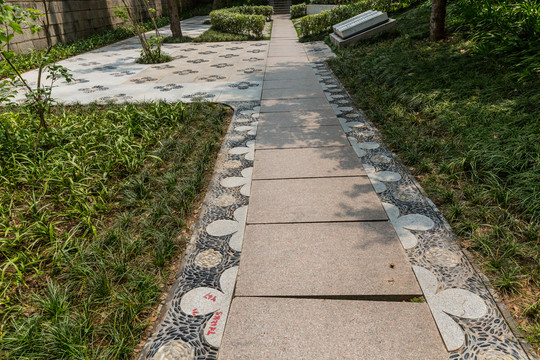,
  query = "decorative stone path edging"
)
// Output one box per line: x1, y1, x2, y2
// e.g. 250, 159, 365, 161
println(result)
140, 101, 259, 360
311, 58, 537, 360
138, 35, 538, 359
16, 13, 534, 358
